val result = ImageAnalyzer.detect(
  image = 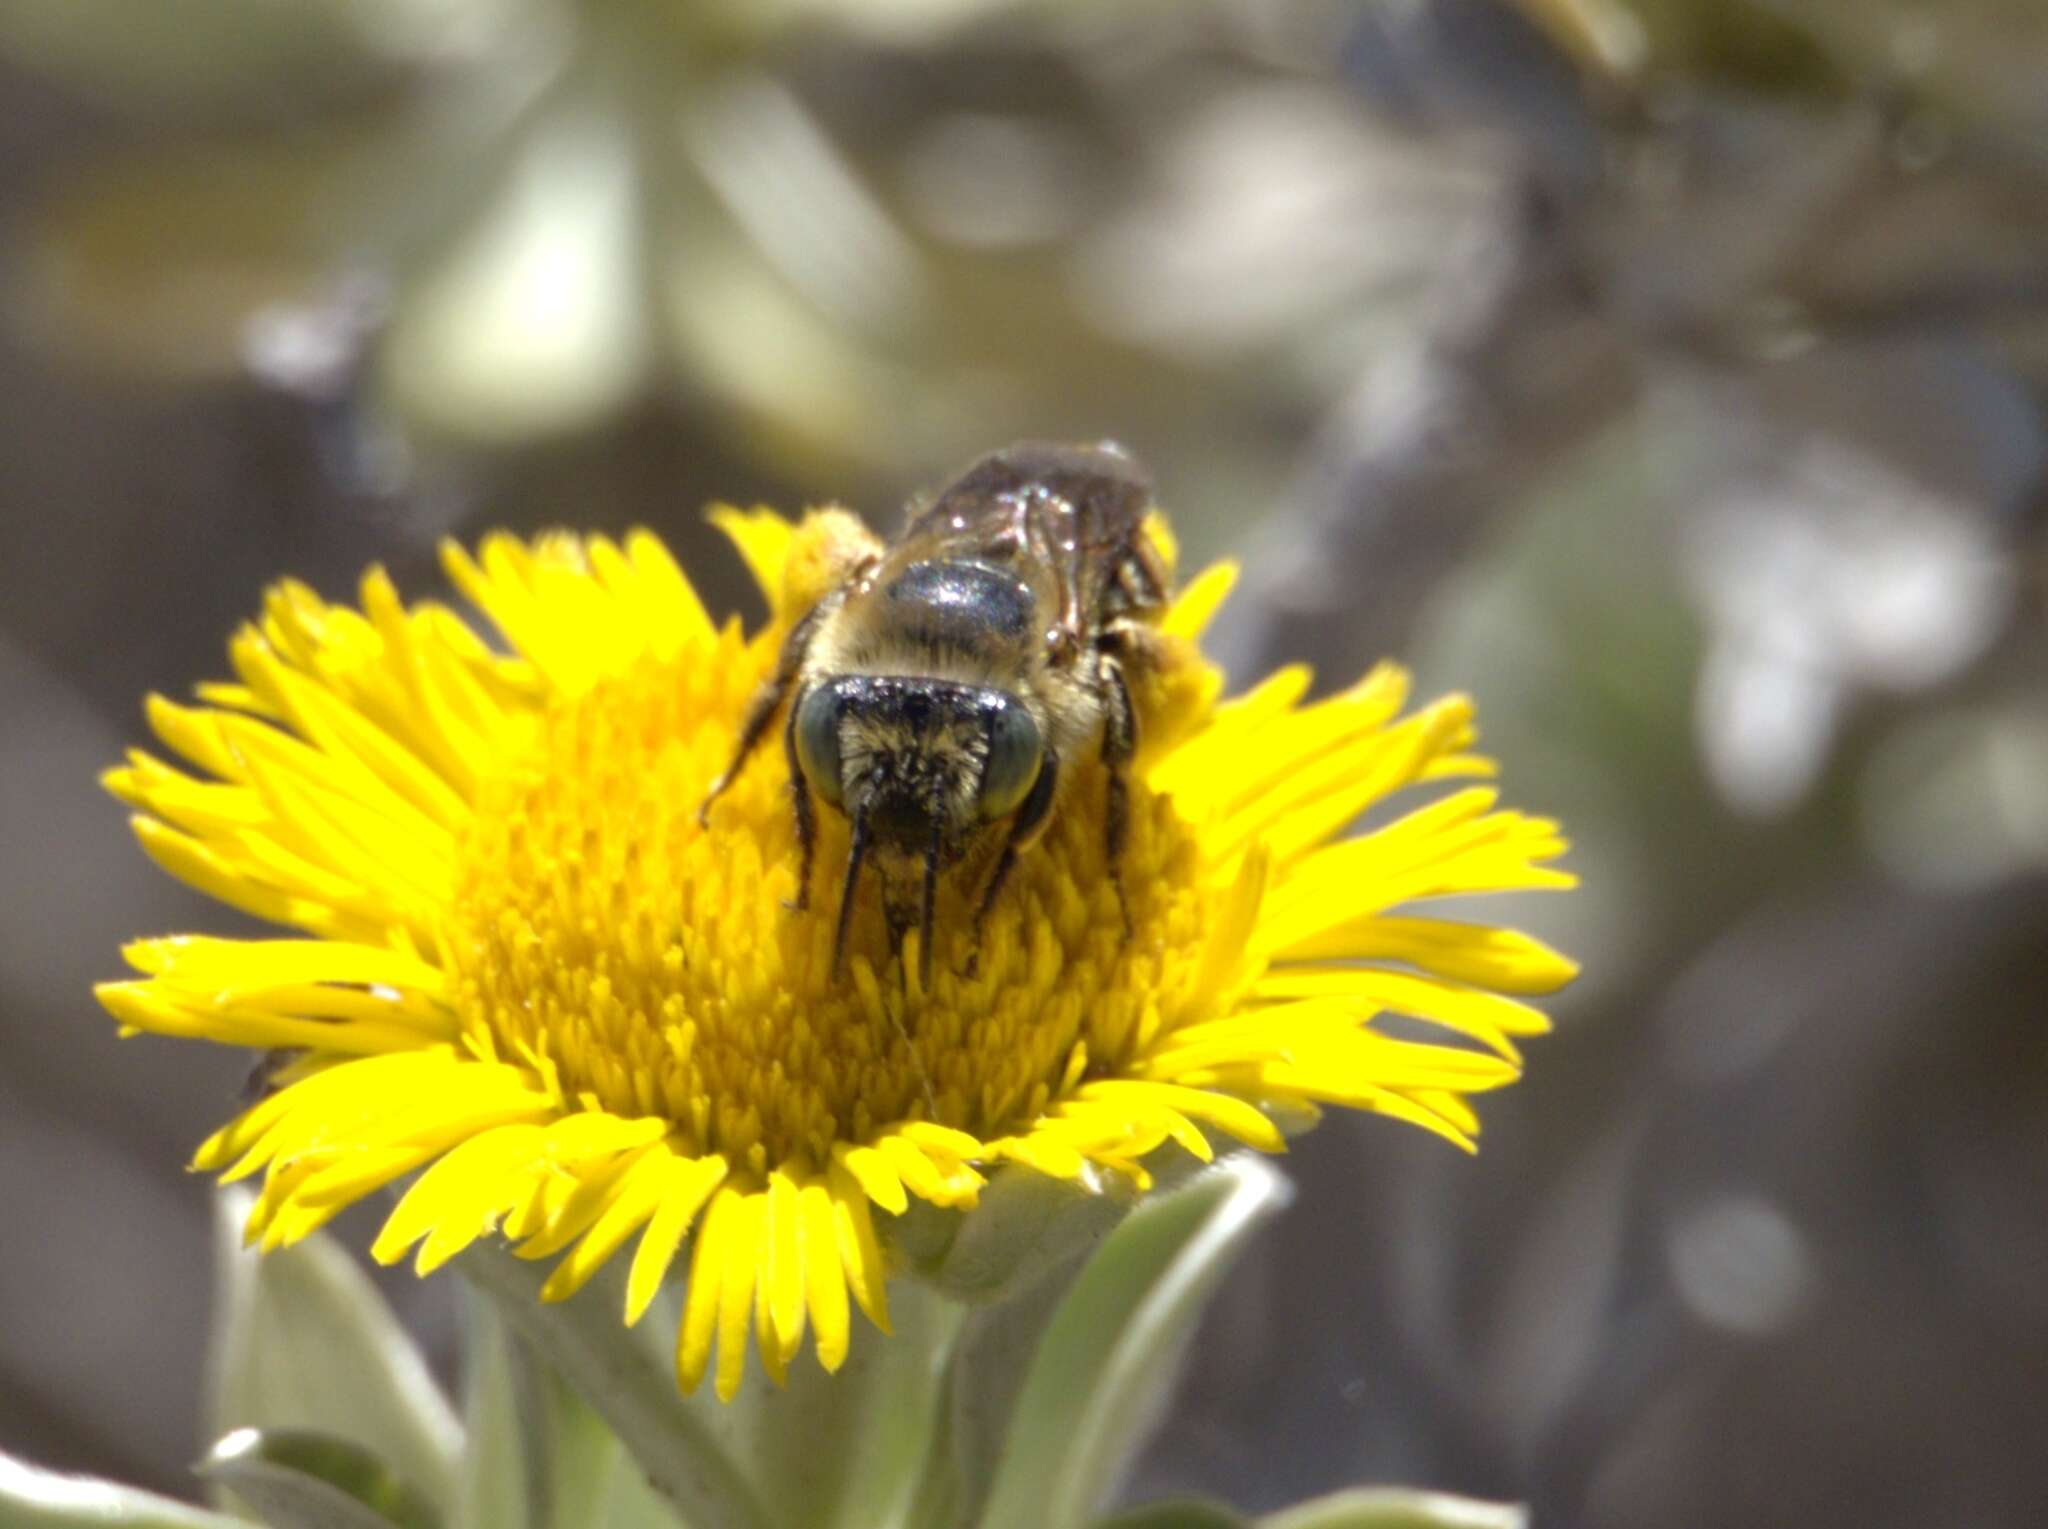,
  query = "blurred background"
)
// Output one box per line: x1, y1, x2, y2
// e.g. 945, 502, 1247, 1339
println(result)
3, 0, 2046, 1522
